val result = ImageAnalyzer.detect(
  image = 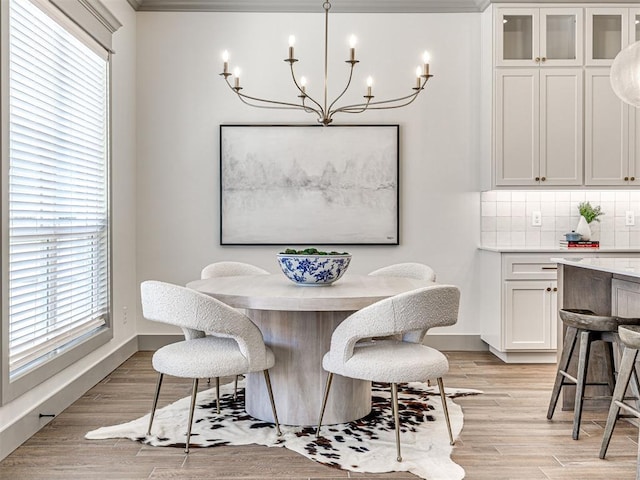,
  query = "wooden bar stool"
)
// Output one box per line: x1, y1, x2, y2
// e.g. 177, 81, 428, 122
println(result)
547, 309, 640, 440
600, 324, 640, 479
